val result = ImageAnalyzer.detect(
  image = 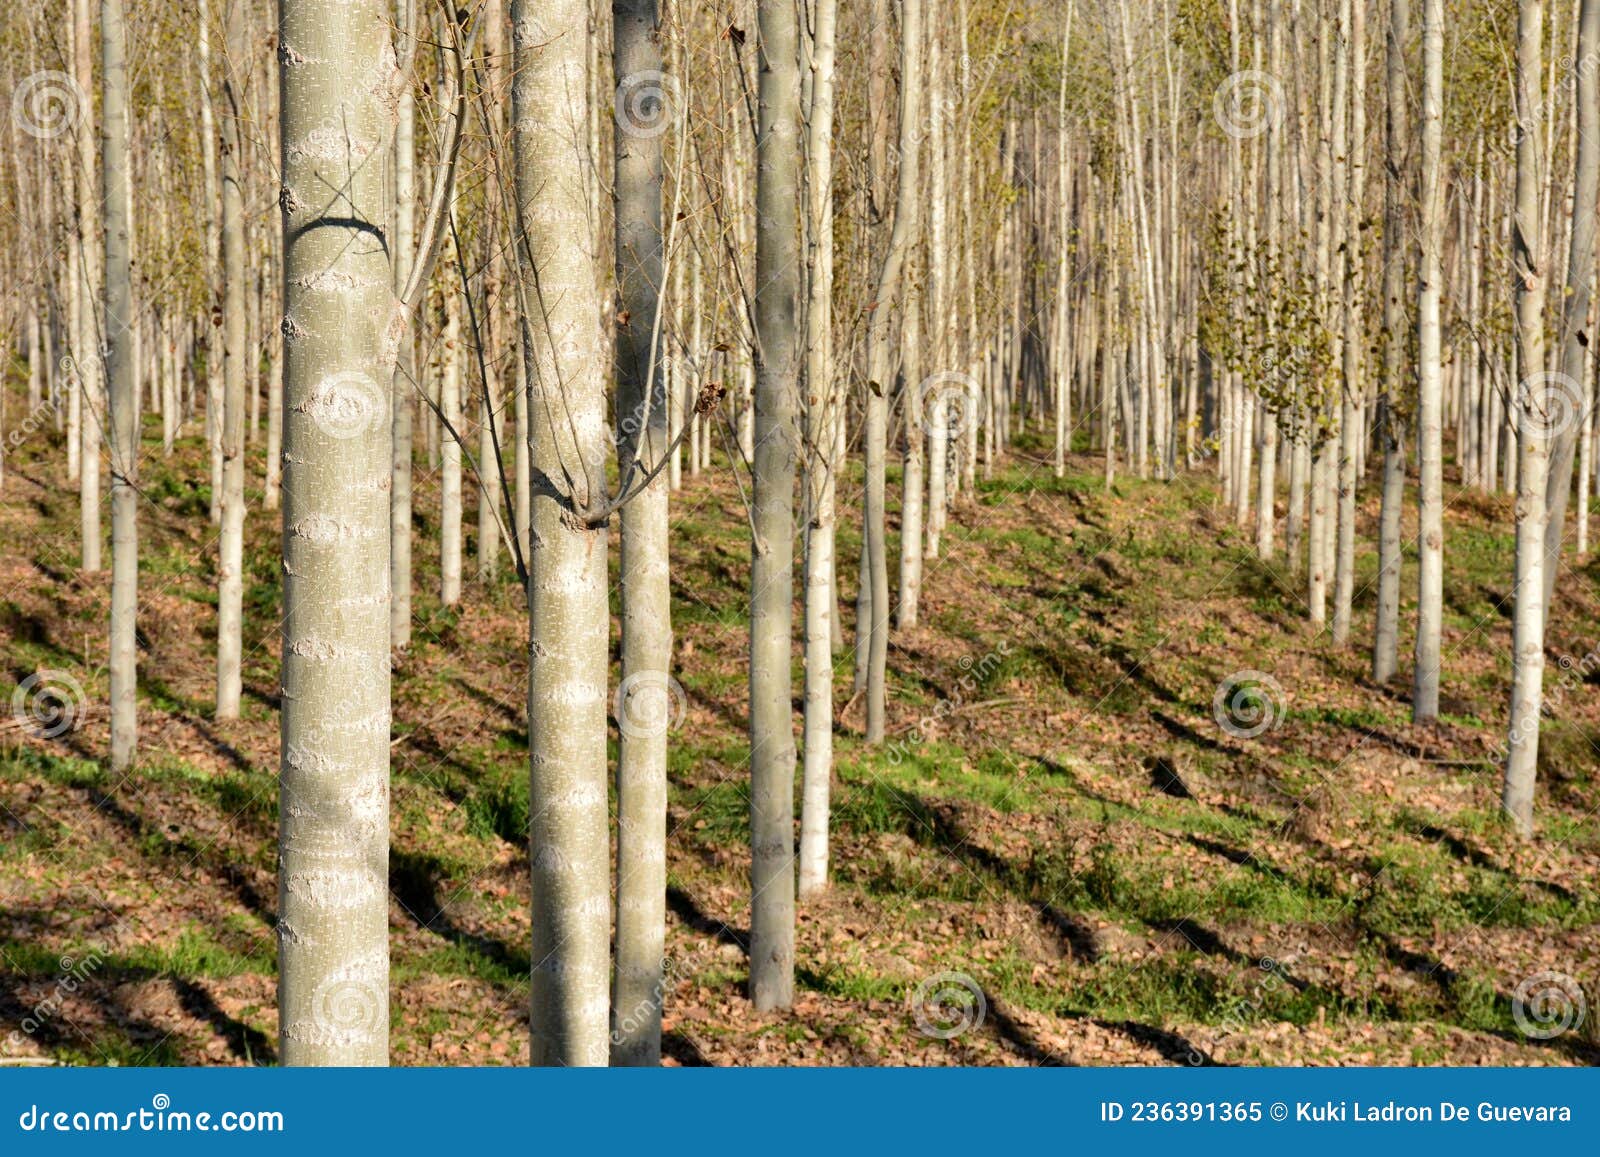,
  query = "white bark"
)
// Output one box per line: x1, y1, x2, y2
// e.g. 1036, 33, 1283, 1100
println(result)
513, 0, 612, 1064
1413, 0, 1445, 722
1503, 0, 1549, 837
277, 0, 399, 1065
102, 0, 137, 772
799, 0, 839, 901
